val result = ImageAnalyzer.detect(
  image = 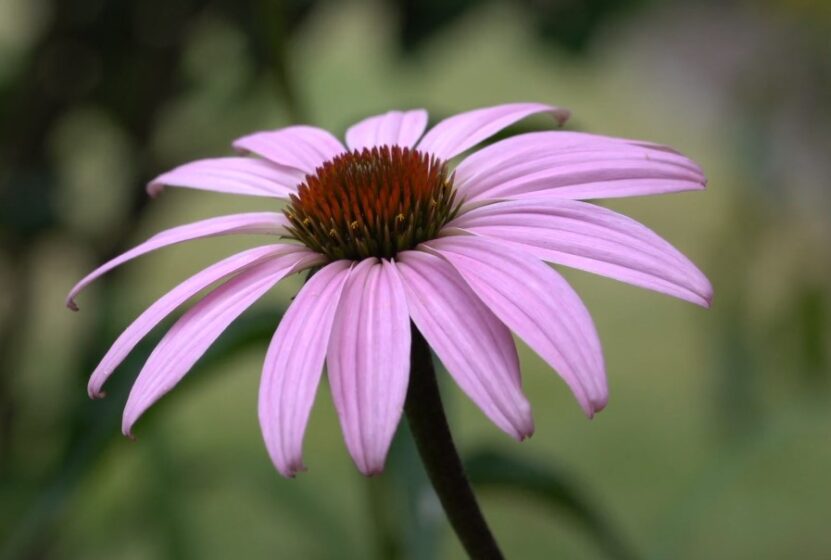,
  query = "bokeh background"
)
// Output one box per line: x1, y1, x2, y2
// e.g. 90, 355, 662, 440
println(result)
1, 0, 830, 558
